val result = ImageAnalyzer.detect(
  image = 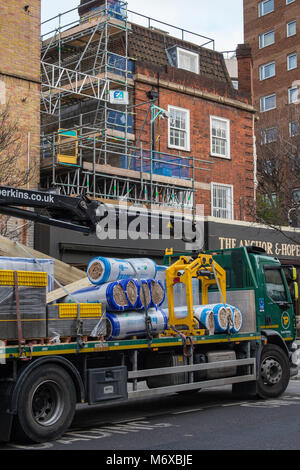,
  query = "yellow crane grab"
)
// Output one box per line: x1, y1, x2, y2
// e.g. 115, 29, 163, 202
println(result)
165, 253, 227, 335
